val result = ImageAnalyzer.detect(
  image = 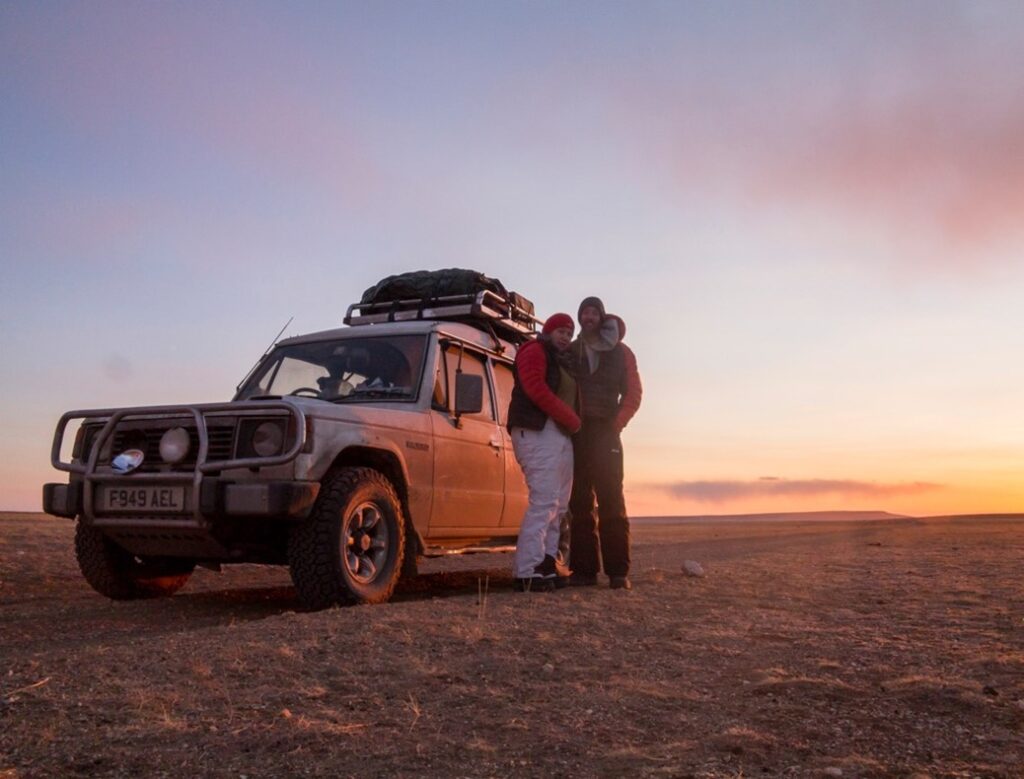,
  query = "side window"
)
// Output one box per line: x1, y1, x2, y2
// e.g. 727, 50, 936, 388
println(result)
492, 360, 515, 427
442, 345, 494, 421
